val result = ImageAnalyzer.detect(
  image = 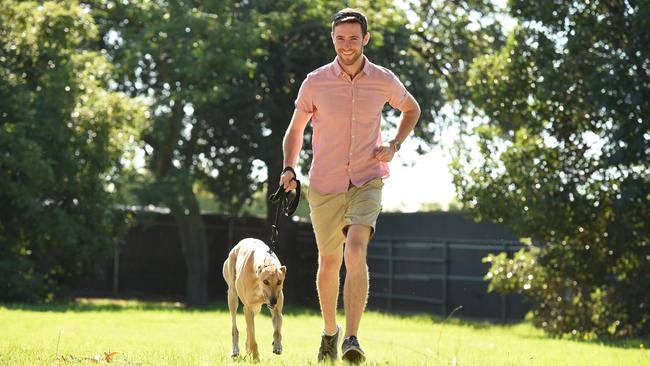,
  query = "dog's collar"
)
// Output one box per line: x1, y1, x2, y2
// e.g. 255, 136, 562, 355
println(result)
257, 255, 279, 274
264, 252, 278, 265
